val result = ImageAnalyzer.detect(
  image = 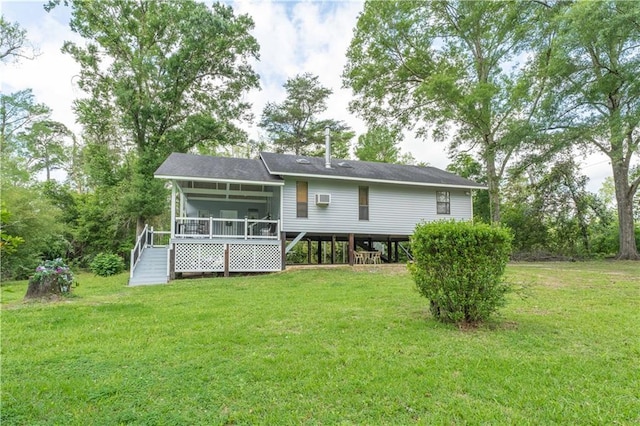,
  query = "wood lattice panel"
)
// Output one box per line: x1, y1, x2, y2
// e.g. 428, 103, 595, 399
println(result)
229, 243, 282, 272
174, 243, 225, 272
